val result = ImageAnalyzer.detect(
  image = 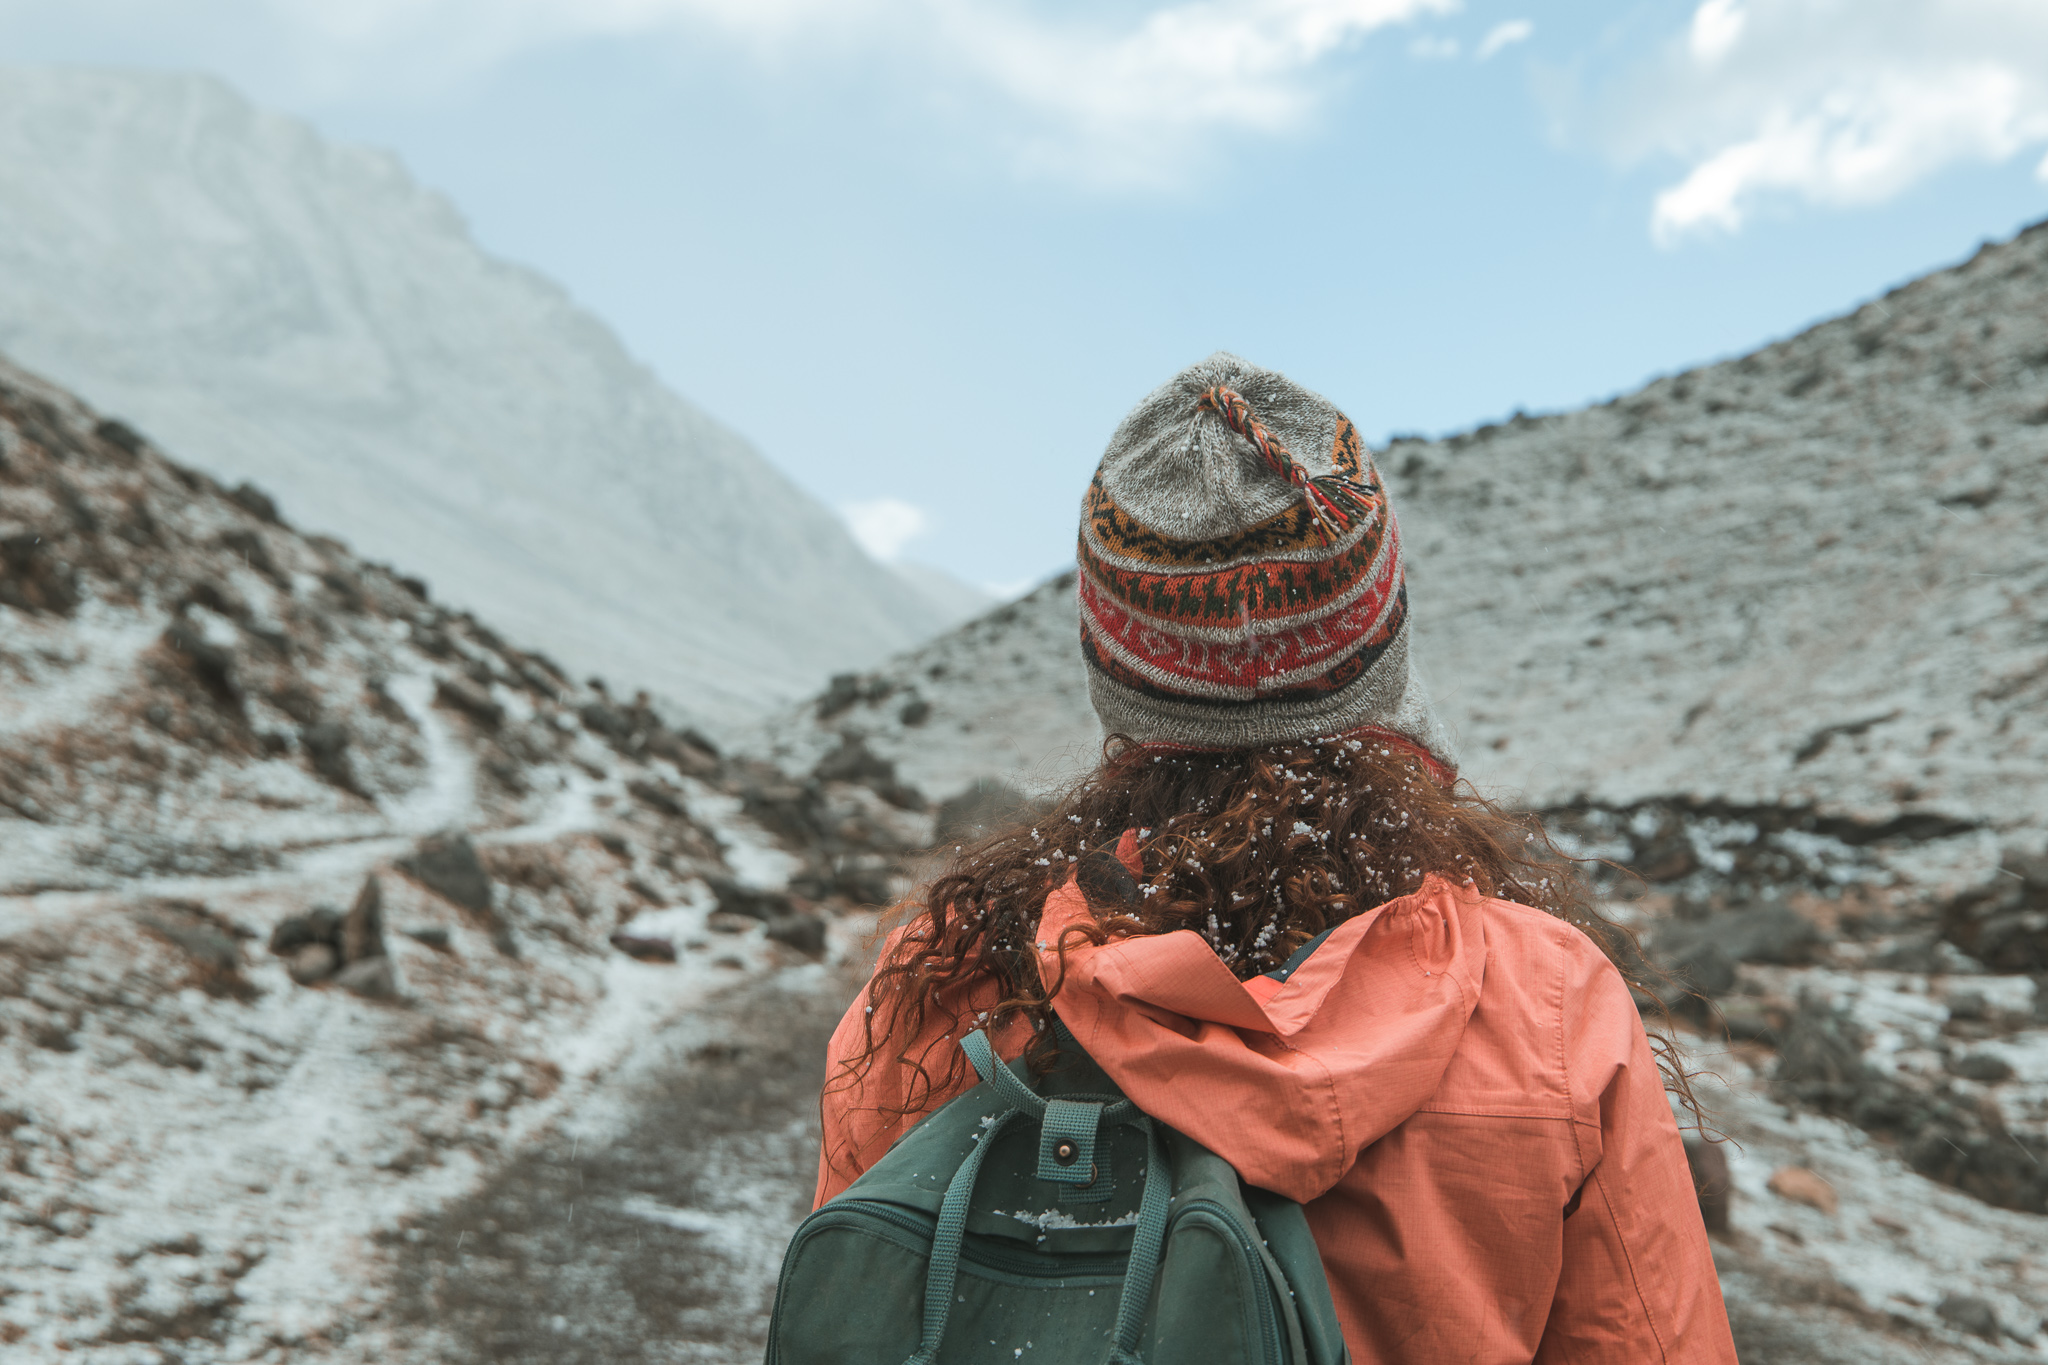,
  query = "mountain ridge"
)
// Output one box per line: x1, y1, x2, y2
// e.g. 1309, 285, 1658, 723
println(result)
765, 219, 2048, 845
0, 65, 947, 728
